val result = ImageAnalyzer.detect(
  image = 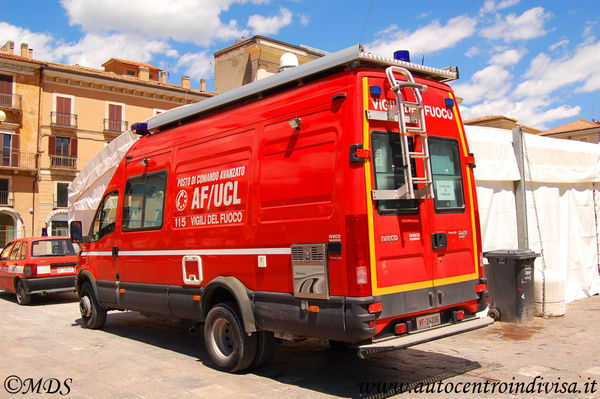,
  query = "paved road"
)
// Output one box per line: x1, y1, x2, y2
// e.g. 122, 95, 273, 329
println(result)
0, 291, 598, 398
